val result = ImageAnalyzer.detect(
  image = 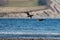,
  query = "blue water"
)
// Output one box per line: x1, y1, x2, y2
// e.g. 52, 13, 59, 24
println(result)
0, 19, 60, 38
